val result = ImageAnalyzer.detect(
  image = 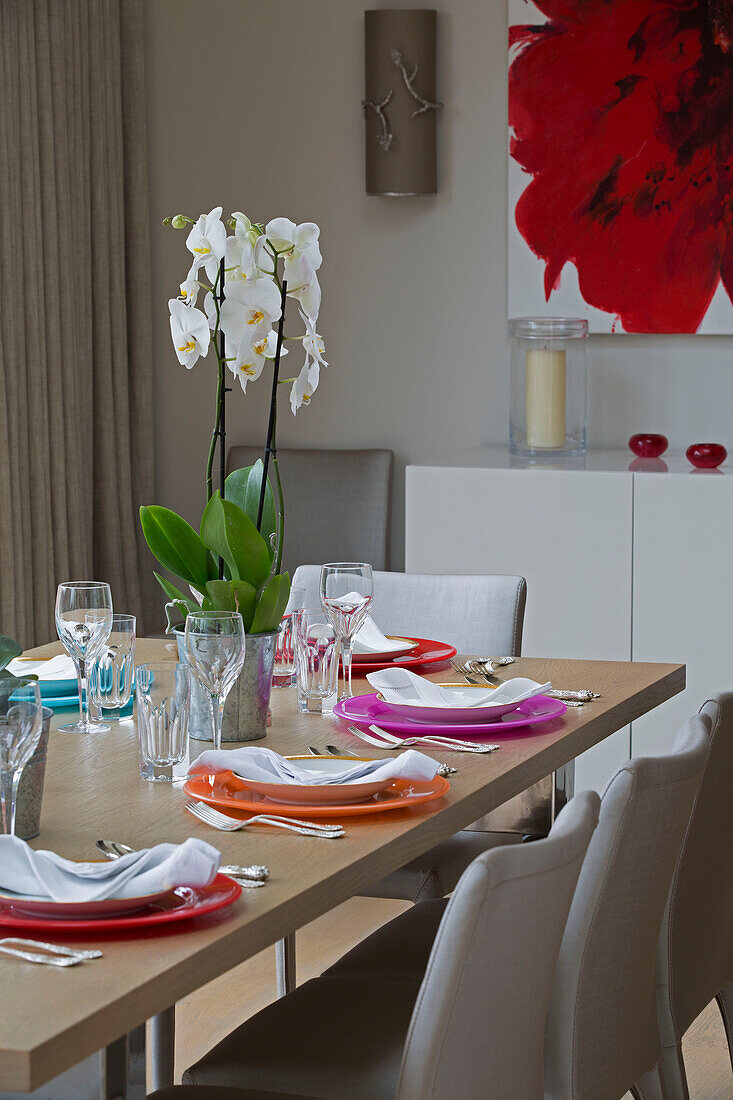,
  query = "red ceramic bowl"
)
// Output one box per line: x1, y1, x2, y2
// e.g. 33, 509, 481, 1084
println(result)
686, 443, 727, 469
629, 433, 668, 458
